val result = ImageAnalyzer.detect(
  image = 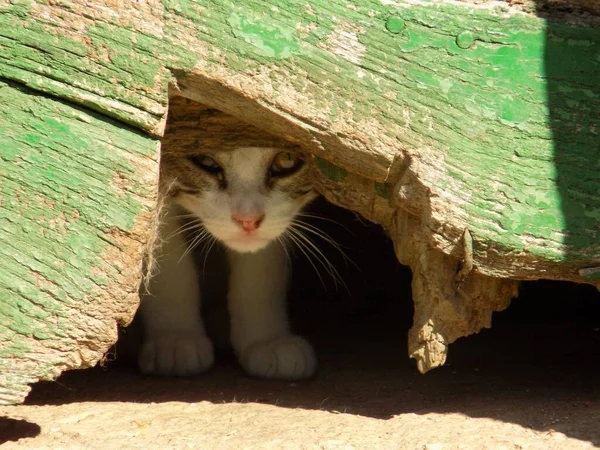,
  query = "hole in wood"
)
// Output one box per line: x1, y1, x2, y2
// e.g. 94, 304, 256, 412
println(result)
117, 95, 414, 376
